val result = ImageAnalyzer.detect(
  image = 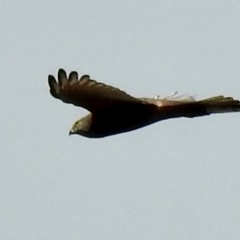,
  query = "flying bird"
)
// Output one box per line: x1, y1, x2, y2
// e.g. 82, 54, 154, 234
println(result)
48, 69, 240, 138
